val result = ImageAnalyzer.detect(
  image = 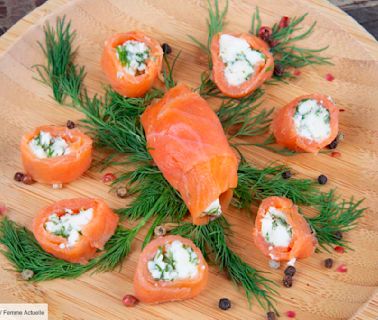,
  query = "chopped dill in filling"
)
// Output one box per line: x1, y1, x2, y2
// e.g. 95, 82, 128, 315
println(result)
116, 40, 150, 76
293, 99, 331, 142
44, 208, 93, 249
29, 131, 70, 159
147, 240, 199, 281
261, 207, 292, 247
219, 34, 265, 86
